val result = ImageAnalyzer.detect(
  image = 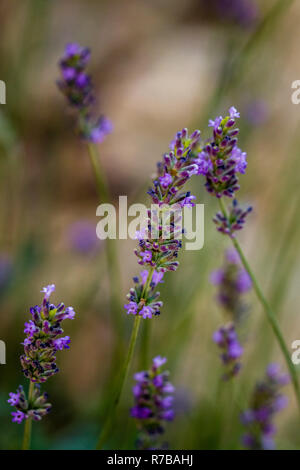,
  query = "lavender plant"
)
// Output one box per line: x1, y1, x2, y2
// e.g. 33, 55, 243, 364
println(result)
213, 324, 243, 381
241, 364, 289, 449
210, 248, 252, 321
131, 356, 175, 449
97, 128, 202, 448
57, 44, 122, 347
8, 284, 75, 449
211, 249, 252, 379
57, 43, 112, 143
197, 107, 300, 412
